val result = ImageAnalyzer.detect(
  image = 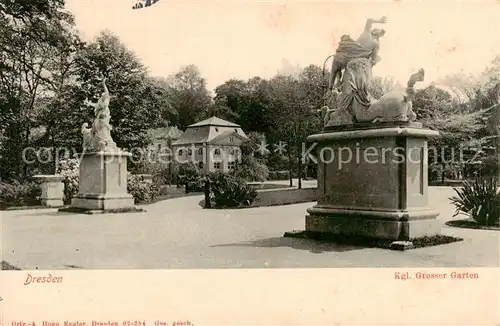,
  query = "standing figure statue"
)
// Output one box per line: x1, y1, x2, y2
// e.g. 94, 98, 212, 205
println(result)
328, 16, 388, 91
81, 77, 118, 151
